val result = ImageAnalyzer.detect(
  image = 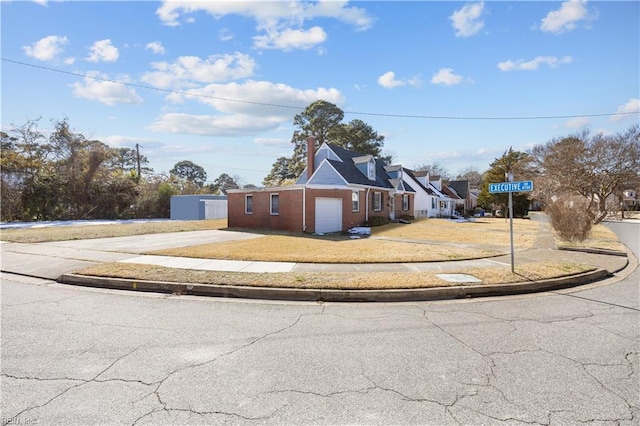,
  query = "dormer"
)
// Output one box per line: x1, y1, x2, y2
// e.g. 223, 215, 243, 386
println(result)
353, 155, 376, 181
384, 165, 403, 180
